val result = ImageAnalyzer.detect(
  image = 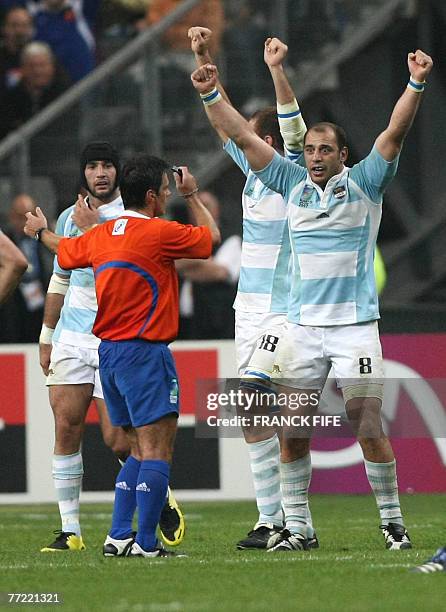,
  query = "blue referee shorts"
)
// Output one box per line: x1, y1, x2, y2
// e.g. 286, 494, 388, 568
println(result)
98, 339, 179, 428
